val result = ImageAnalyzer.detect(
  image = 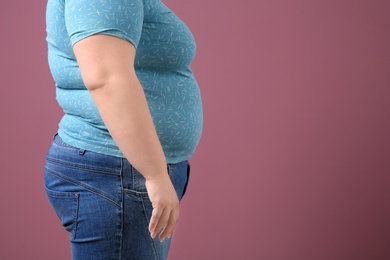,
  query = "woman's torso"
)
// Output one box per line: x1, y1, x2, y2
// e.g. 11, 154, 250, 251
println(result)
46, 0, 203, 163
